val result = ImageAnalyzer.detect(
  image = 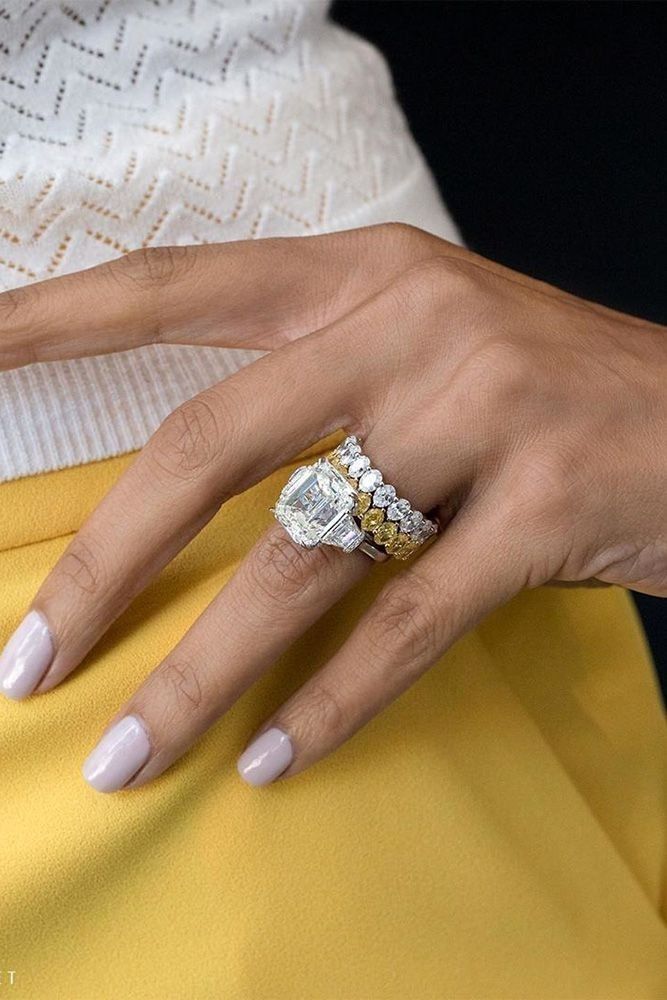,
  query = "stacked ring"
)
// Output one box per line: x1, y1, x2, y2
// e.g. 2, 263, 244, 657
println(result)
271, 435, 439, 563
327, 435, 438, 561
